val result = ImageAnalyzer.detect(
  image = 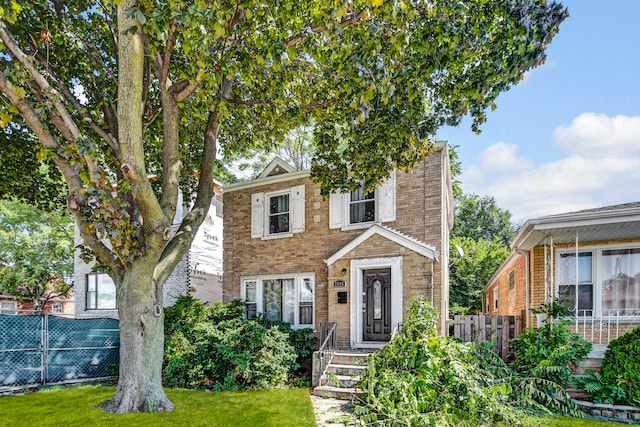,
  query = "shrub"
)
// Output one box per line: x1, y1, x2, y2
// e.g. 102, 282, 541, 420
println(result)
572, 370, 626, 404
600, 326, 640, 406
354, 298, 581, 427
510, 298, 591, 388
163, 297, 312, 390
